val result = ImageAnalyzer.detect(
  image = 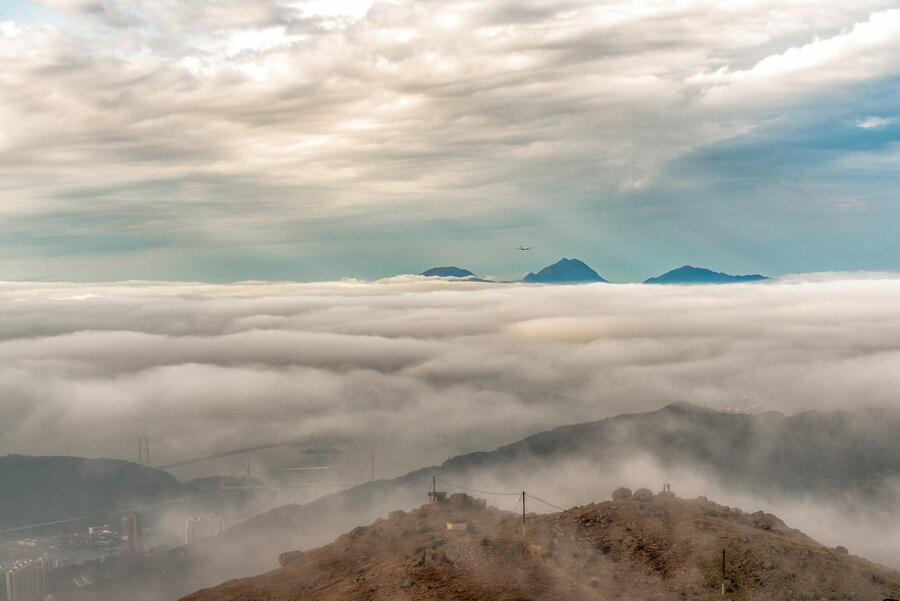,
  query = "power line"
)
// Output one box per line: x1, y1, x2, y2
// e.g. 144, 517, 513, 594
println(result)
0, 489, 241, 535
157, 441, 295, 469
0, 515, 90, 536
149, 438, 228, 456
433, 477, 521, 497
376, 450, 429, 471
525, 493, 580, 517
432, 476, 584, 519
107, 490, 233, 515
